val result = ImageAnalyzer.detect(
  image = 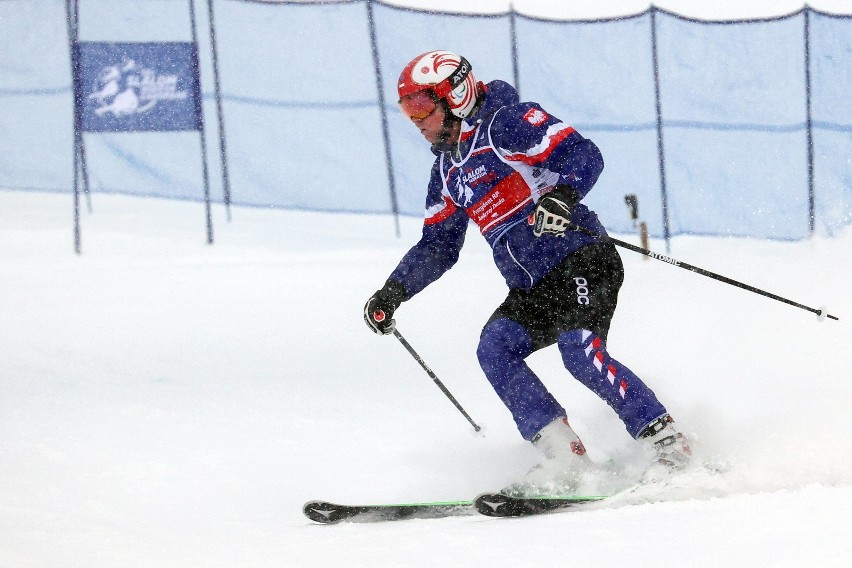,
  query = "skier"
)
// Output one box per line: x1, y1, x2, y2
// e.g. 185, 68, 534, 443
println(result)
364, 50, 691, 494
